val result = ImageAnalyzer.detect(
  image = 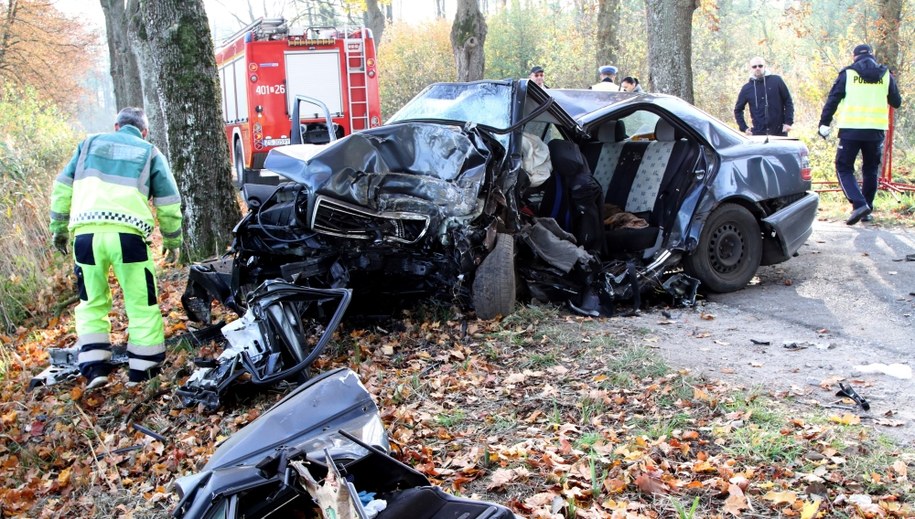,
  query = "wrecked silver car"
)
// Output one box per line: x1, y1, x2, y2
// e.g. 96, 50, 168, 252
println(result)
172, 368, 515, 519
183, 79, 818, 323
